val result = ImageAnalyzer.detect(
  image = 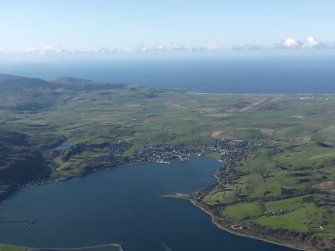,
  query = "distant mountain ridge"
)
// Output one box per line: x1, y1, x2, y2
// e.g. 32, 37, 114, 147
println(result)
0, 74, 127, 110
0, 74, 126, 89
0, 74, 56, 91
